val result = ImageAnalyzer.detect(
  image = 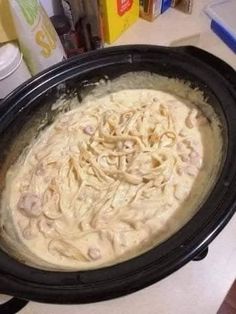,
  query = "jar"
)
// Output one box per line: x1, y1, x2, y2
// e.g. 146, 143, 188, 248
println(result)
51, 15, 84, 57
0, 42, 31, 99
